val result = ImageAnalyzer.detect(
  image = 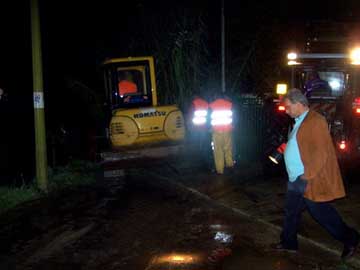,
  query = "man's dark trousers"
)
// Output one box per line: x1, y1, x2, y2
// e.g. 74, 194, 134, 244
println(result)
281, 189, 357, 250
